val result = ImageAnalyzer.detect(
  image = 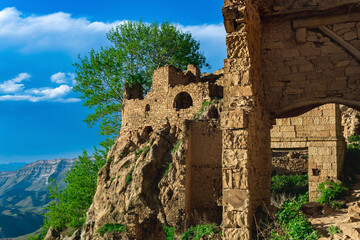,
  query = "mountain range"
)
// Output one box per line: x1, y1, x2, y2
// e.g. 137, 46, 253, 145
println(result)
0, 158, 76, 239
